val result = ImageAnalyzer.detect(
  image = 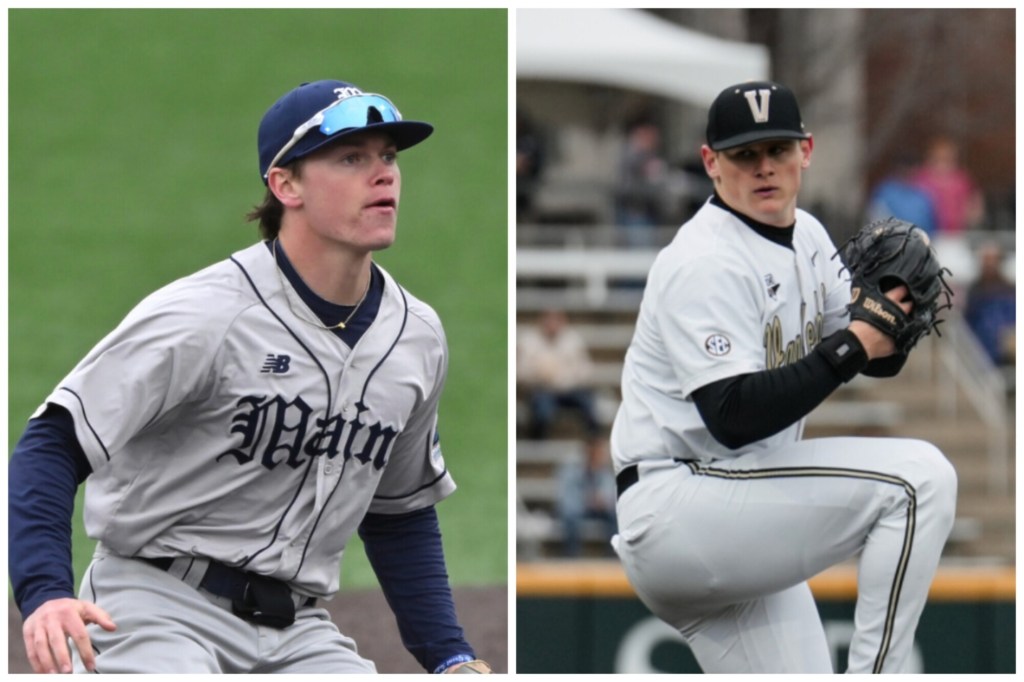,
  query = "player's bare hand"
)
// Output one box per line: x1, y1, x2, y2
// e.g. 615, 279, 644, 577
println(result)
848, 284, 914, 359
22, 598, 116, 674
